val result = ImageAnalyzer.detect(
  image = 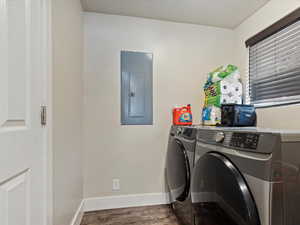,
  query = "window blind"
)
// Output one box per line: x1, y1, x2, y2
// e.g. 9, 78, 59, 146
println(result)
249, 19, 300, 107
